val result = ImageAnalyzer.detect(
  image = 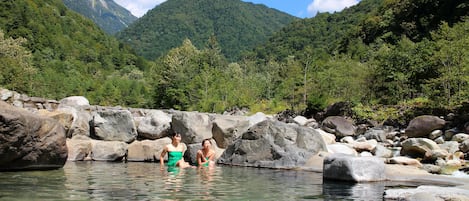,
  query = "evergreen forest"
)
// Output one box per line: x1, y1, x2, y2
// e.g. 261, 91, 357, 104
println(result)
1, 0, 469, 122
